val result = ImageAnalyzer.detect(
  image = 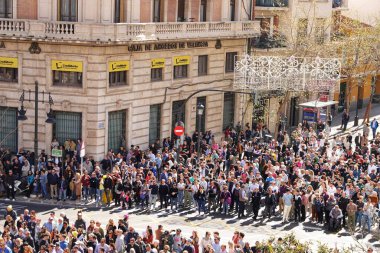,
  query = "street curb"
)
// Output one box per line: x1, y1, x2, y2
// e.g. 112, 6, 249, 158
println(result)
0, 198, 92, 208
